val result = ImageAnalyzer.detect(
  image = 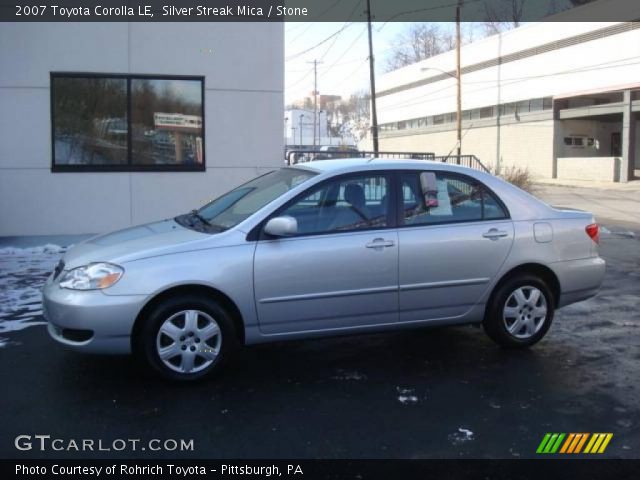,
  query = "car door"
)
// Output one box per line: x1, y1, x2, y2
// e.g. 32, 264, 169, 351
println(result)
253, 172, 399, 334
397, 170, 514, 322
